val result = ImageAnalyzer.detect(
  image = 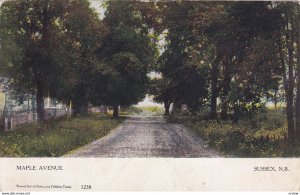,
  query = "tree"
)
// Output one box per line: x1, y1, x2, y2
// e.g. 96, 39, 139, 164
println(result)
98, 1, 156, 117
62, 0, 108, 116
274, 2, 299, 144
102, 52, 149, 117
0, 0, 108, 118
150, 77, 174, 116
203, 2, 283, 121
0, 0, 69, 121
153, 2, 211, 114
296, 7, 300, 142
